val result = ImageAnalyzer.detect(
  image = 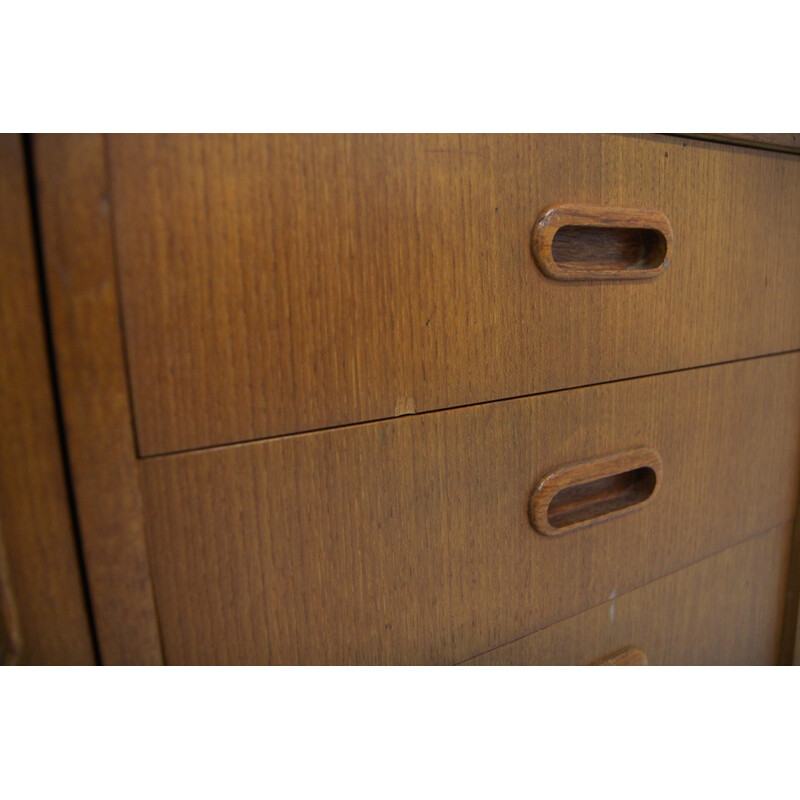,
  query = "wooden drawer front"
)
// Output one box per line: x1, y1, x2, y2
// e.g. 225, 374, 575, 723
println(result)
140, 353, 800, 664
108, 134, 800, 455
463, 525, 792, 666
